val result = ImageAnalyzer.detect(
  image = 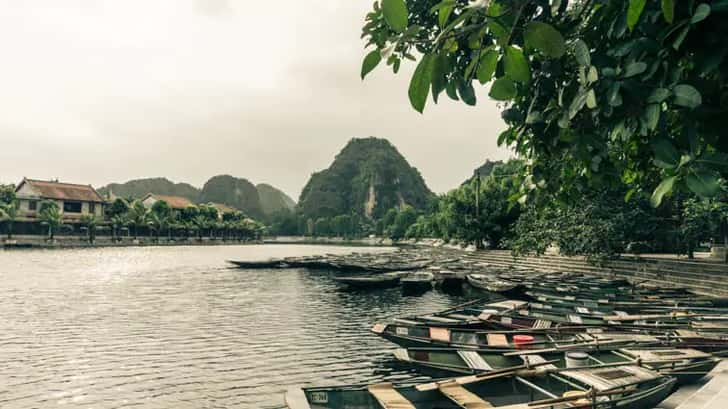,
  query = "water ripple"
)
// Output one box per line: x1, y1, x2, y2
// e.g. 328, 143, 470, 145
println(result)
0, 245, 477, 408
